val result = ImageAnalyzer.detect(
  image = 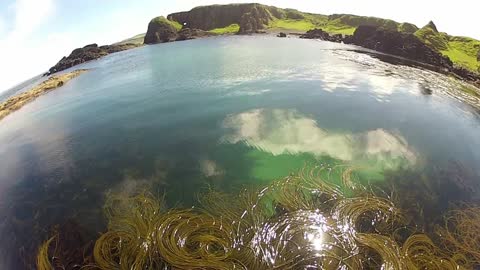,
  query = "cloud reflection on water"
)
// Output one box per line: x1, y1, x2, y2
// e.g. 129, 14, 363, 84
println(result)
222, 109, 417, 168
